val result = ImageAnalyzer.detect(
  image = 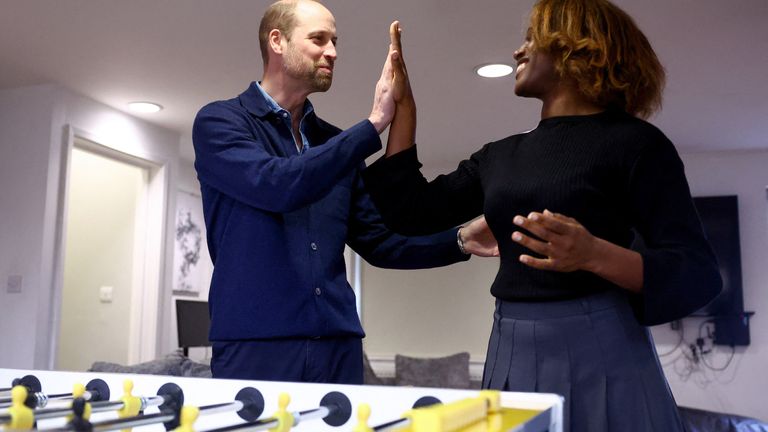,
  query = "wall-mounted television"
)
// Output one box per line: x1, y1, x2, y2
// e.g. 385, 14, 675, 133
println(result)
690, 195, 744, 317
691, 195, 752, 346
630, 194, 751, 344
